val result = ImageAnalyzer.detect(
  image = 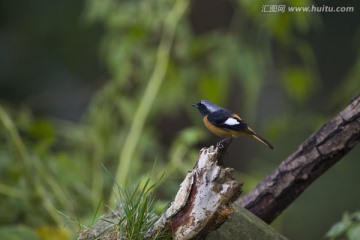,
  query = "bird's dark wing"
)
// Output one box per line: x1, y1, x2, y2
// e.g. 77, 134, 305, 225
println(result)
207, 109, 274, 149
206, 109, 230, 124
207, 109, 250, 133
